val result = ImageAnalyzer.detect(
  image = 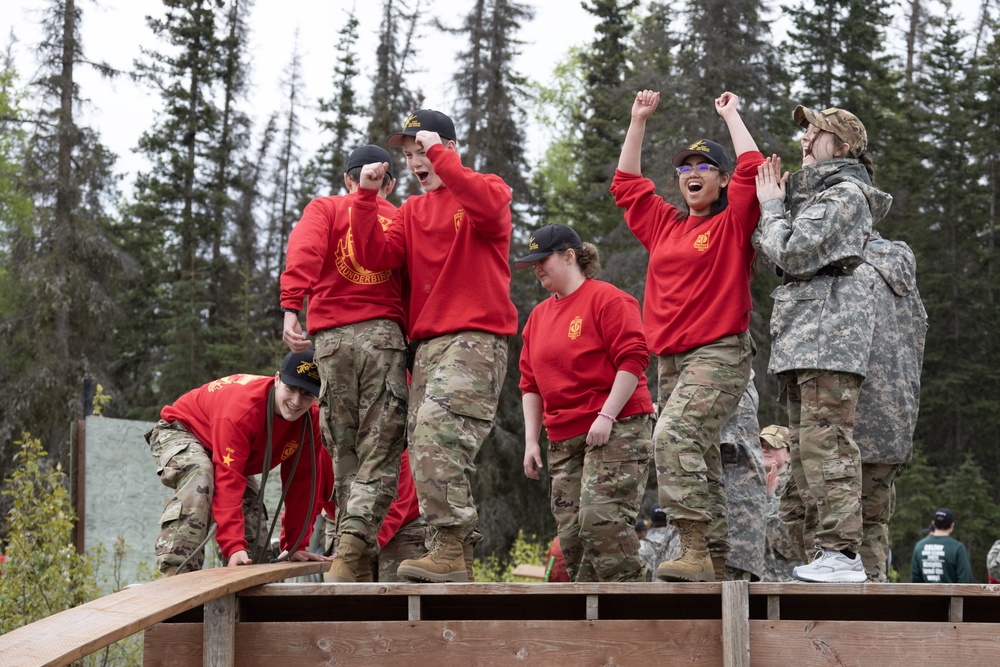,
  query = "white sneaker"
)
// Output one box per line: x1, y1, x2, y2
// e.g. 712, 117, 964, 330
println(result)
792, 548, 866, 583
